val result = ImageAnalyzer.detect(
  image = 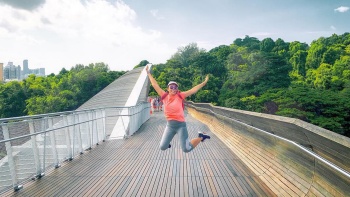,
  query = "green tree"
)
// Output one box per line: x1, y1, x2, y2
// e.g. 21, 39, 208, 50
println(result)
260, 38, 275, 52
233, 35, 260, 51
171, 43, 204, 67
191, 51, 227, 78
289, 50, 308, 77
322, 46, 344, 65
289, 41, 309, 55
134, 60, 149, 68
306, 38, 327, 70
208, 45, 232, 63
0, 82, 27, 118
